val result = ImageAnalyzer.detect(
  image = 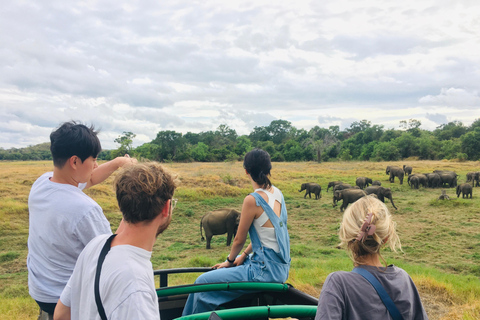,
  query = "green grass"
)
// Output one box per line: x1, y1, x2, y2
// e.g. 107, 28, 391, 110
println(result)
1, 160, 480, 319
